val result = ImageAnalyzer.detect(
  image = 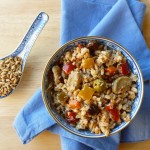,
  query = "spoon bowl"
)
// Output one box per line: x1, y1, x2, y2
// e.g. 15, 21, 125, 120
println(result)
0, 12, 49, 99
